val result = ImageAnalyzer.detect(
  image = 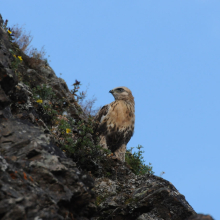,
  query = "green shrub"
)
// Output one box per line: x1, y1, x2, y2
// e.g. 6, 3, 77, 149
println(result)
61, 117, 111, 163
32, 84, 55, 100
31, 84, 65, 126
10, 50, 23, 71
125, 145, 154, 175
